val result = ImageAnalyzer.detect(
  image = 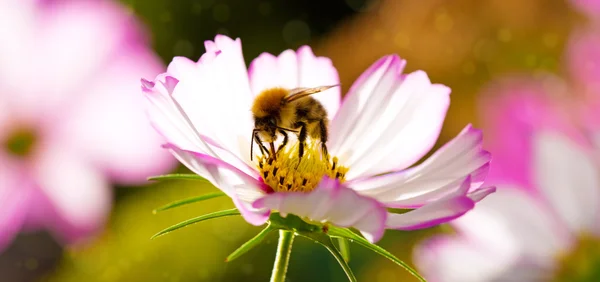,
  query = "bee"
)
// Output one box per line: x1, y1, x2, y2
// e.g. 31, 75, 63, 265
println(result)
250, 85, 338, 162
